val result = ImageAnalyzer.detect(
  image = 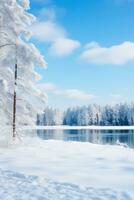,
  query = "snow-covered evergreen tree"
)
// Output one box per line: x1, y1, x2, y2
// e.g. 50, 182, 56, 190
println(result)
37, 107, 63, 126
62, 103, 134, 126
0, 0, 47, 136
